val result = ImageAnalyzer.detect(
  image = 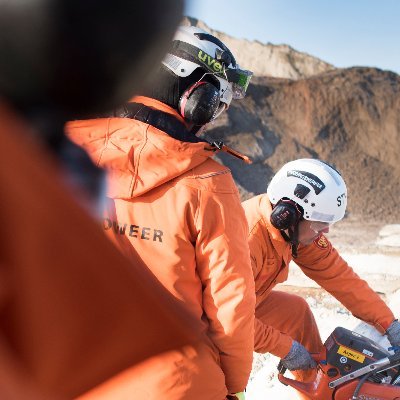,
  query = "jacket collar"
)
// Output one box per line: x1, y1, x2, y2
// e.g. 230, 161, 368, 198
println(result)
130, 96, 188, 126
